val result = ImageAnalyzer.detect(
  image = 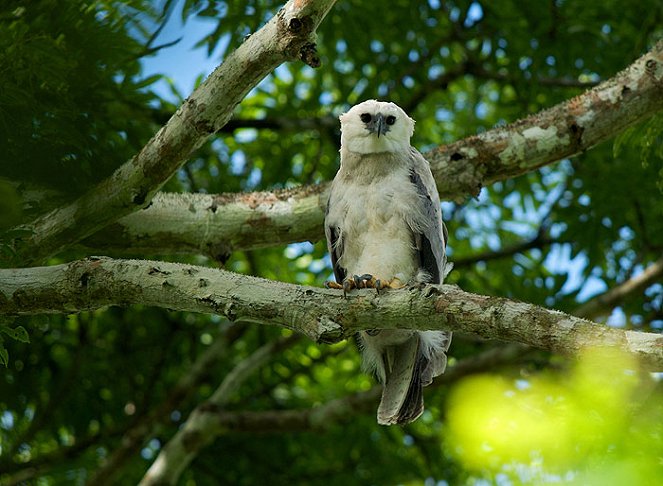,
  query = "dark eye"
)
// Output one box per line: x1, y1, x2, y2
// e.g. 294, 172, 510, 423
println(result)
386, 115, 396, 125
360, 113, 372, 123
